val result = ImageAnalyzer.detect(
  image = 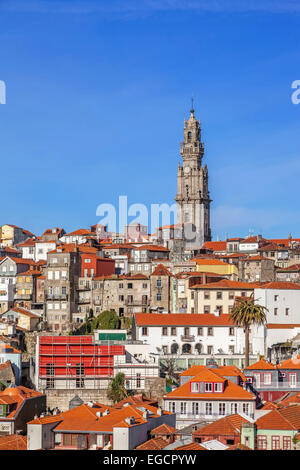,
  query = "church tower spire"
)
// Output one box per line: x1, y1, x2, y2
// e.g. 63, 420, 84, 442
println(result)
175, 106, 212, 249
